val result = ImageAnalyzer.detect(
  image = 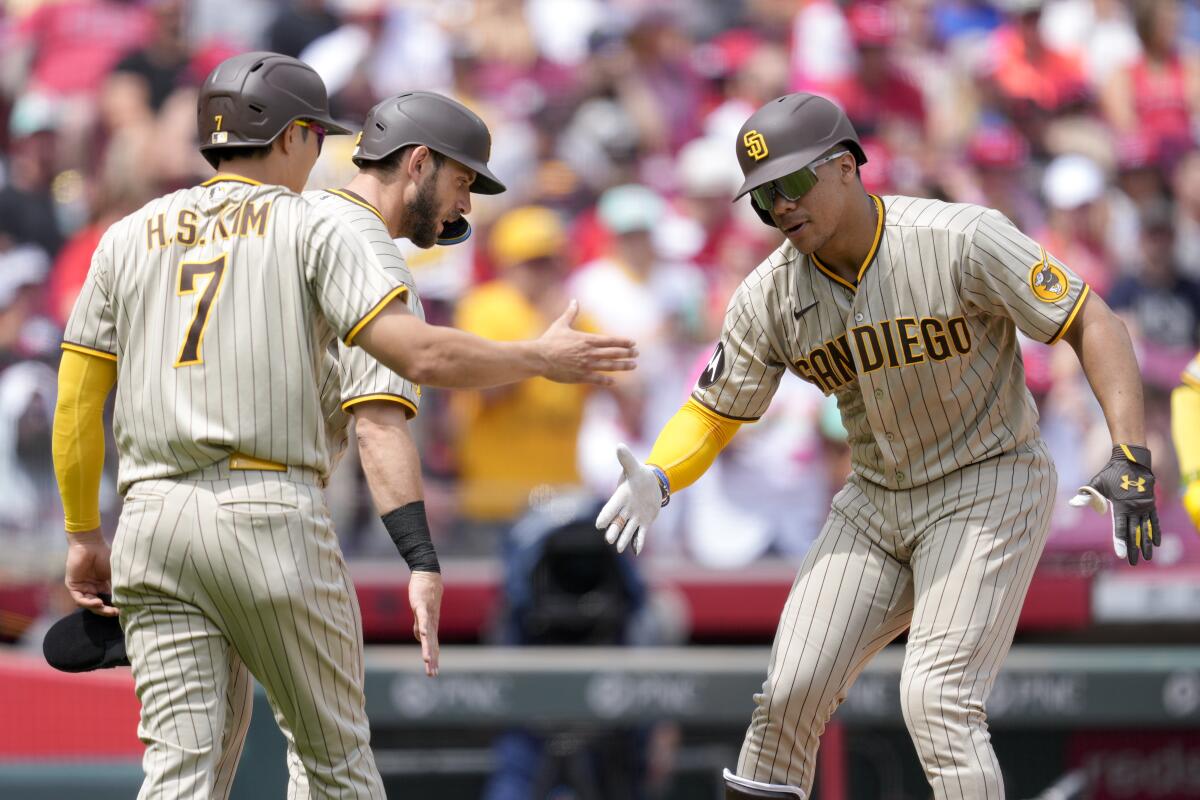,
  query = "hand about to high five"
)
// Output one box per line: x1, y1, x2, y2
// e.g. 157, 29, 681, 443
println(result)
596, 444, 666, 555
537, 300, 637, 385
